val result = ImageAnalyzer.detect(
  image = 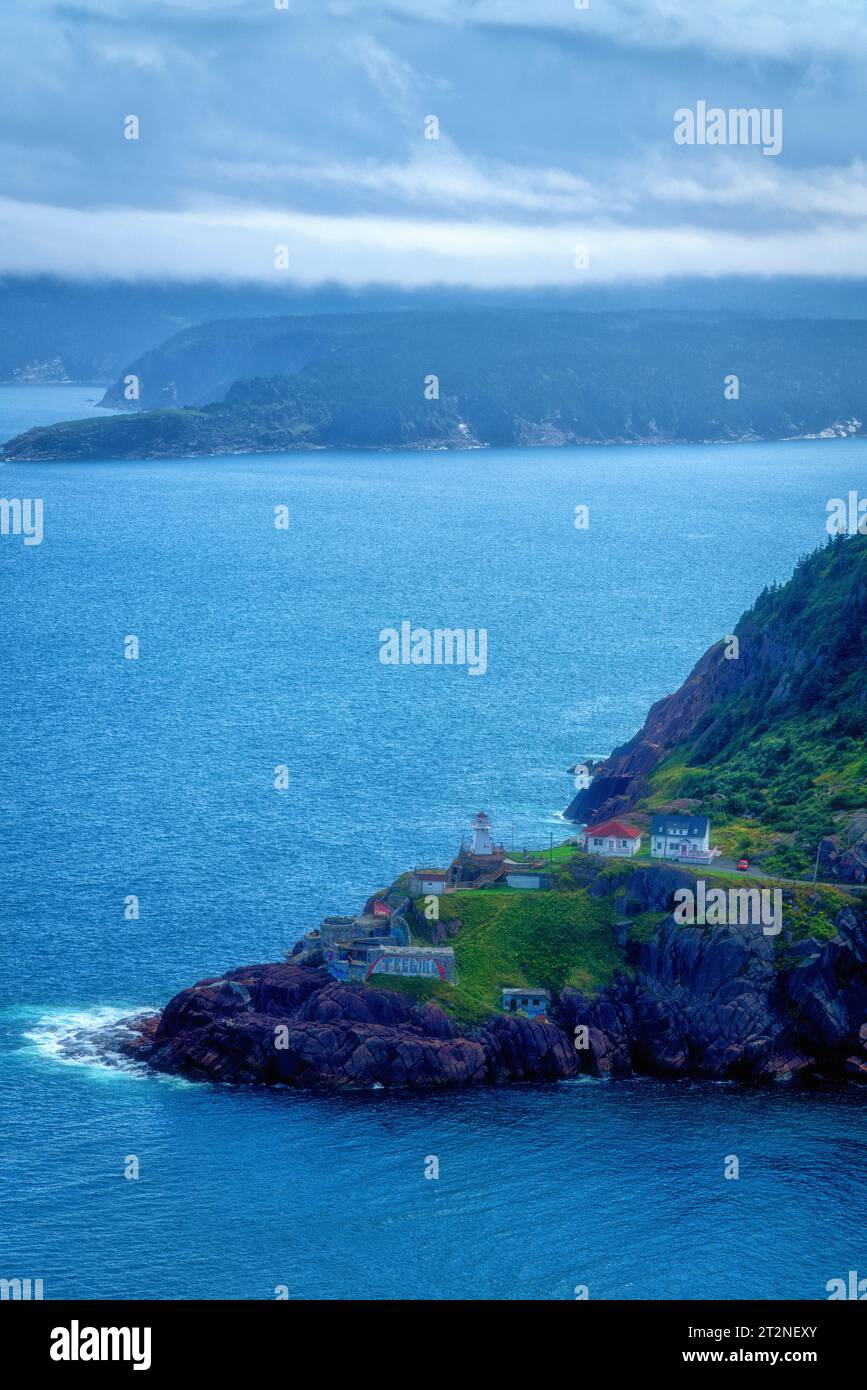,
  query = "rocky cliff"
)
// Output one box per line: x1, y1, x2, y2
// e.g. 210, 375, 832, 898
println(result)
564, 636, 742, 824
565, 532, 867, 882
126, 962, 579, 1089
562, 903, 867, 1082
124, 863, 867, 1090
